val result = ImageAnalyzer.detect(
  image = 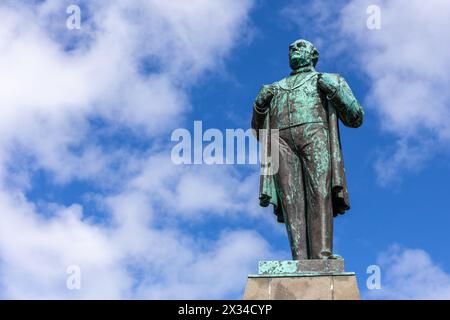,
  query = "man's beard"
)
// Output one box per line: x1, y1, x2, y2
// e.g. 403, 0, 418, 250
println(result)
289, 53, 312, 70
